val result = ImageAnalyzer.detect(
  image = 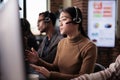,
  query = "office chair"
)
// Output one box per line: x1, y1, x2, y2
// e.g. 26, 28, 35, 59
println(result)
94, 63, 105, 72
